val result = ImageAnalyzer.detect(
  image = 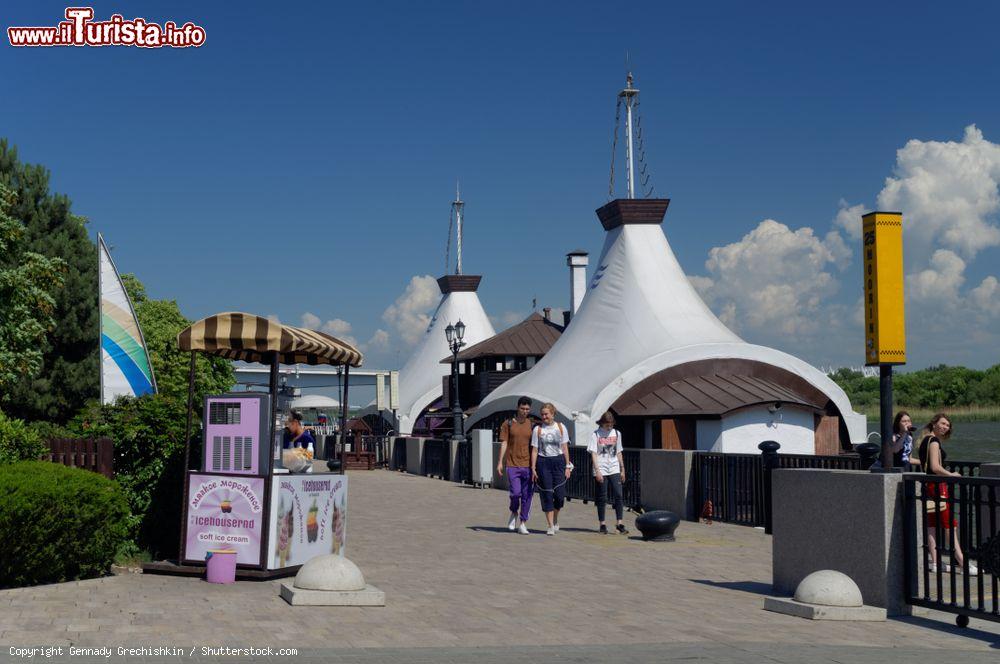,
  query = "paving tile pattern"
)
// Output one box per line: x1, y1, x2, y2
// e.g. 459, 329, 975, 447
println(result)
3, 470, 1000, 660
